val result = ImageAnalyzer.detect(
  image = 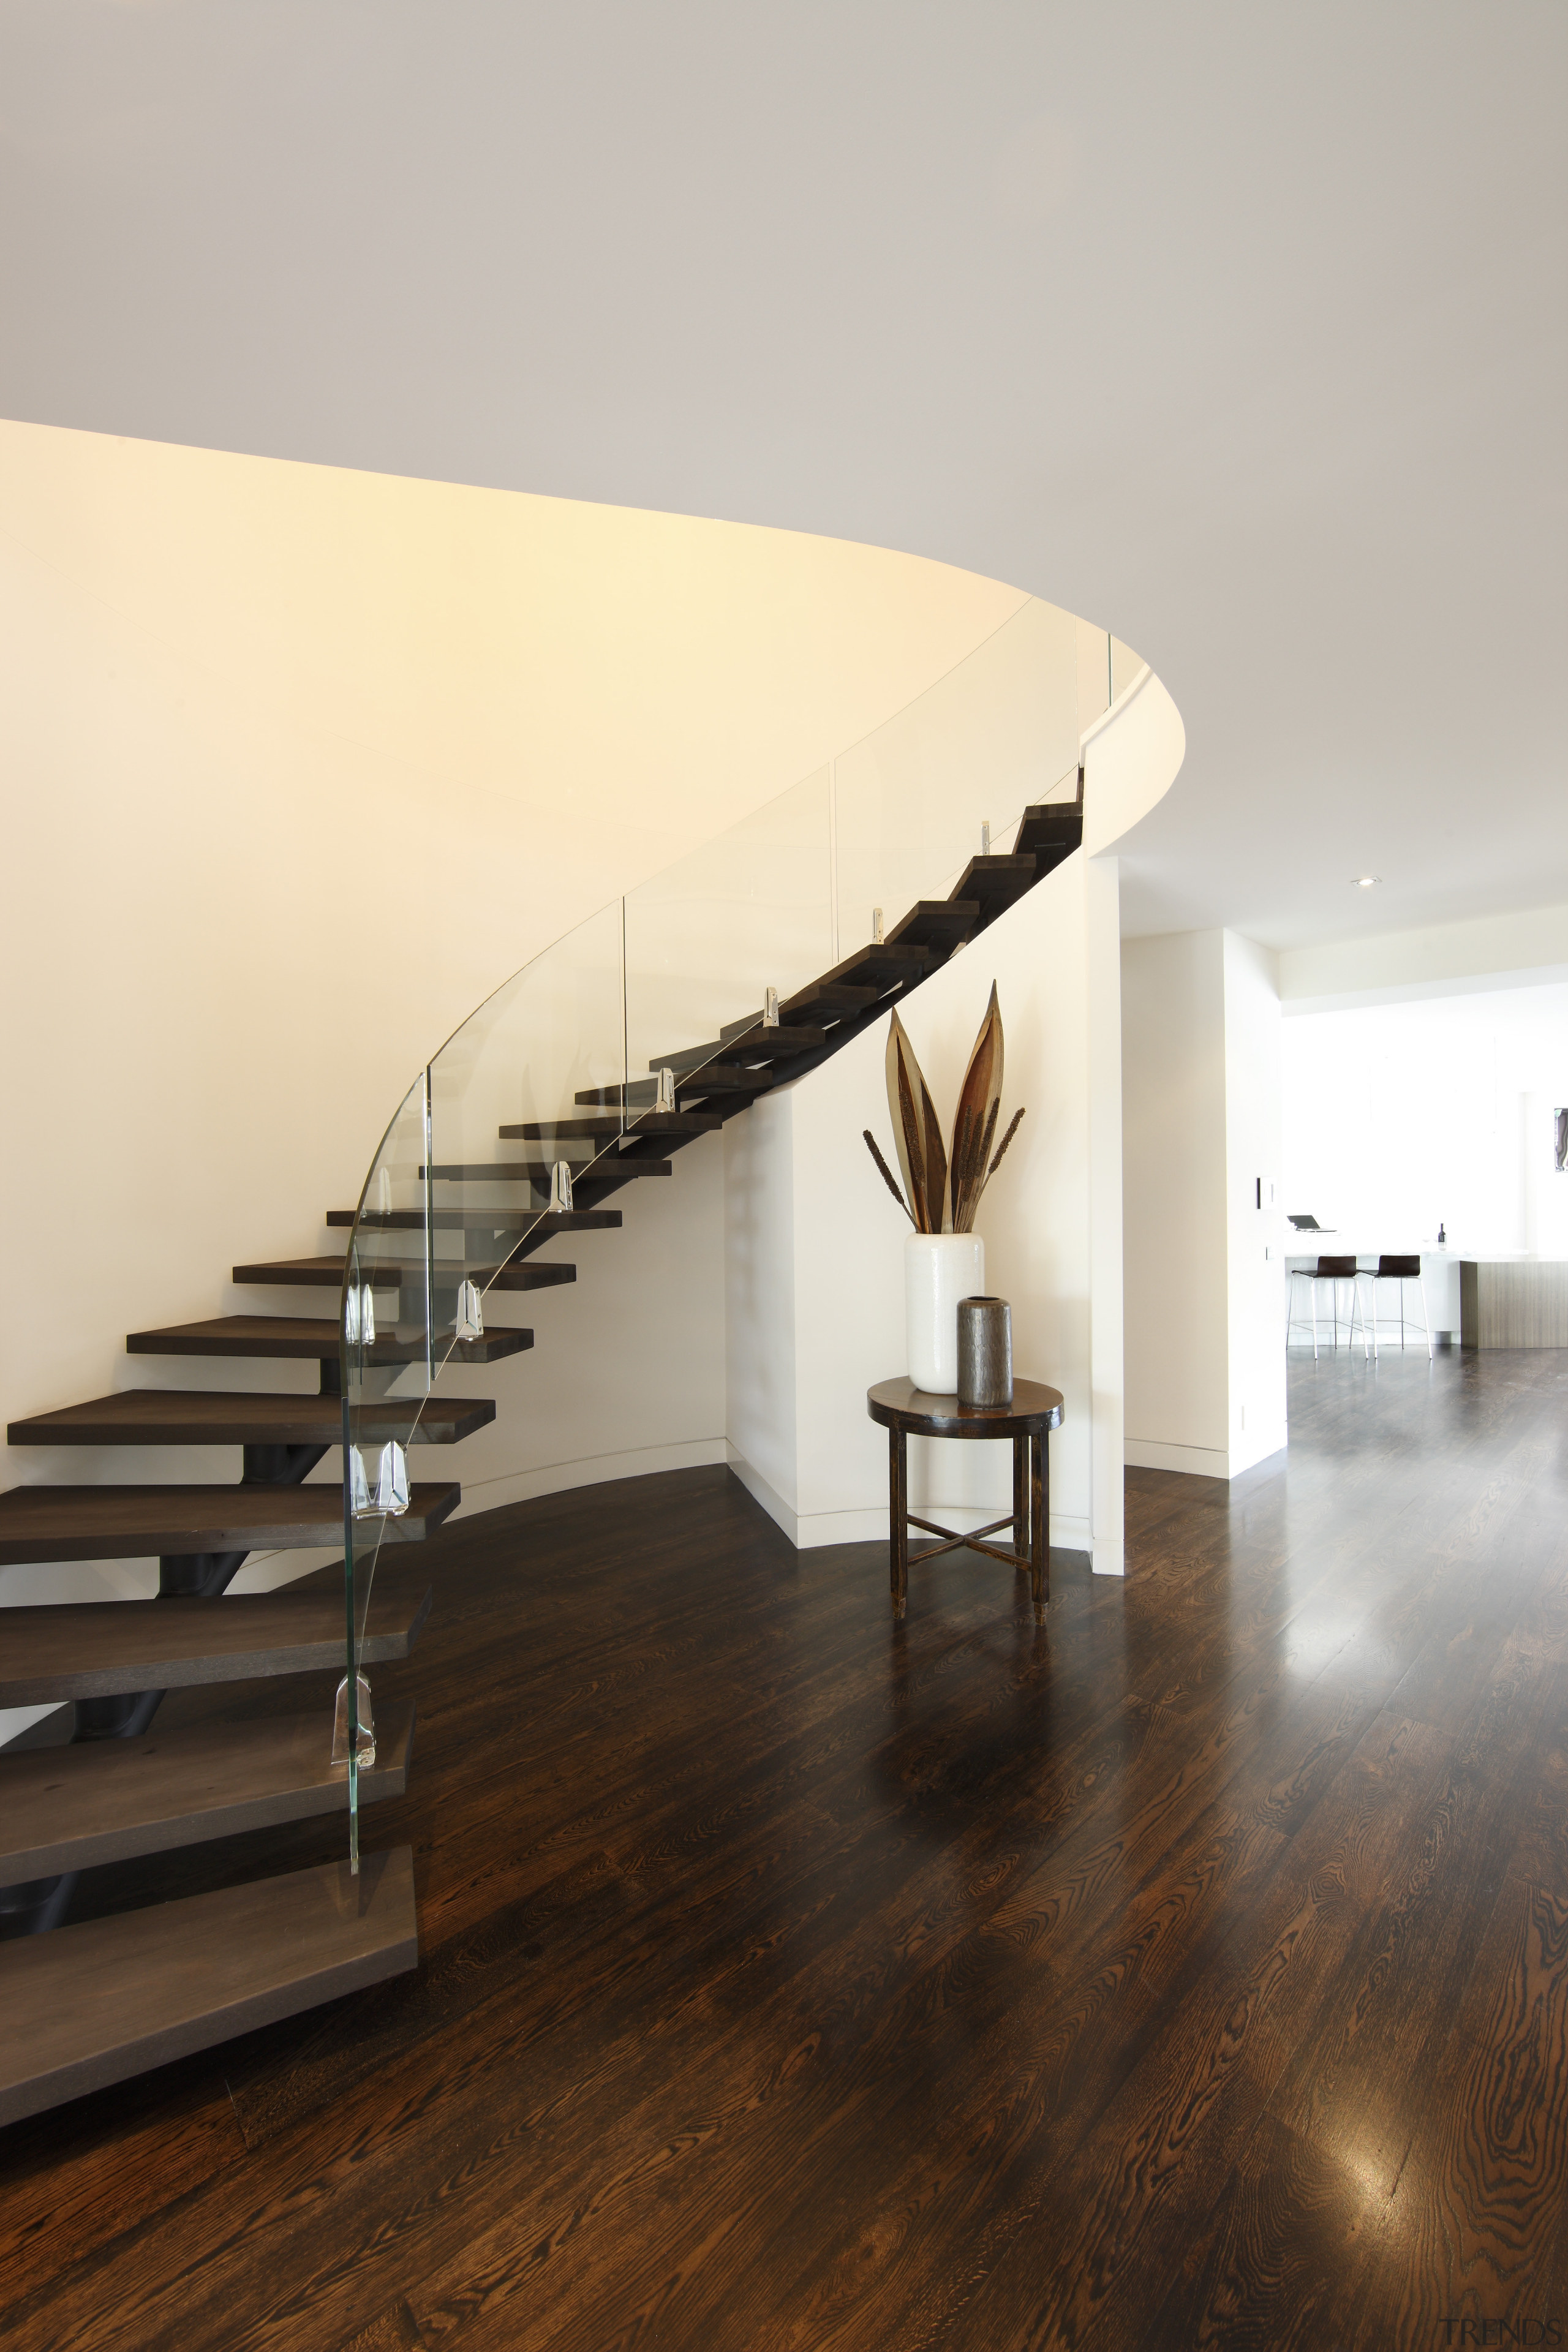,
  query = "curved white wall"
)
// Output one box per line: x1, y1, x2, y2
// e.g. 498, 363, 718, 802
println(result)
0, 420, 1038, 1732
1, 416, 1185, 1757
725, 662, 1185, 1577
